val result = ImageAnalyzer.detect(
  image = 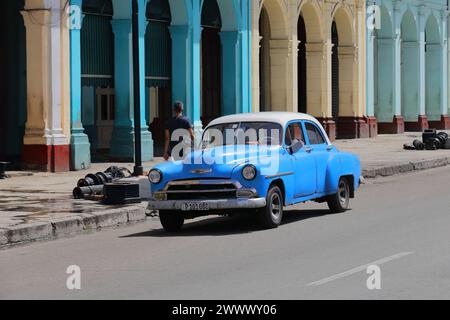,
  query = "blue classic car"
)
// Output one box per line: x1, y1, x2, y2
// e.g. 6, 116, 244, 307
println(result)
148, 112, 361, 232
